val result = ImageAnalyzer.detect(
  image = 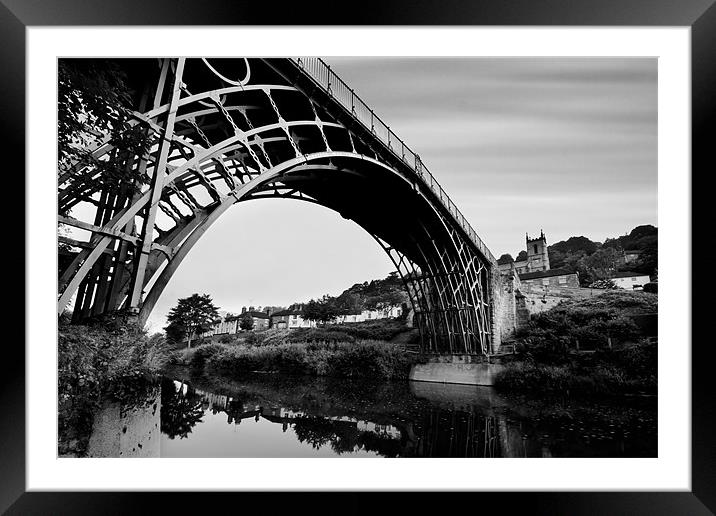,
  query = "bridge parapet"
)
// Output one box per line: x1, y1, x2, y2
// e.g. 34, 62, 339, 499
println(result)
292, 57, 497, 267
